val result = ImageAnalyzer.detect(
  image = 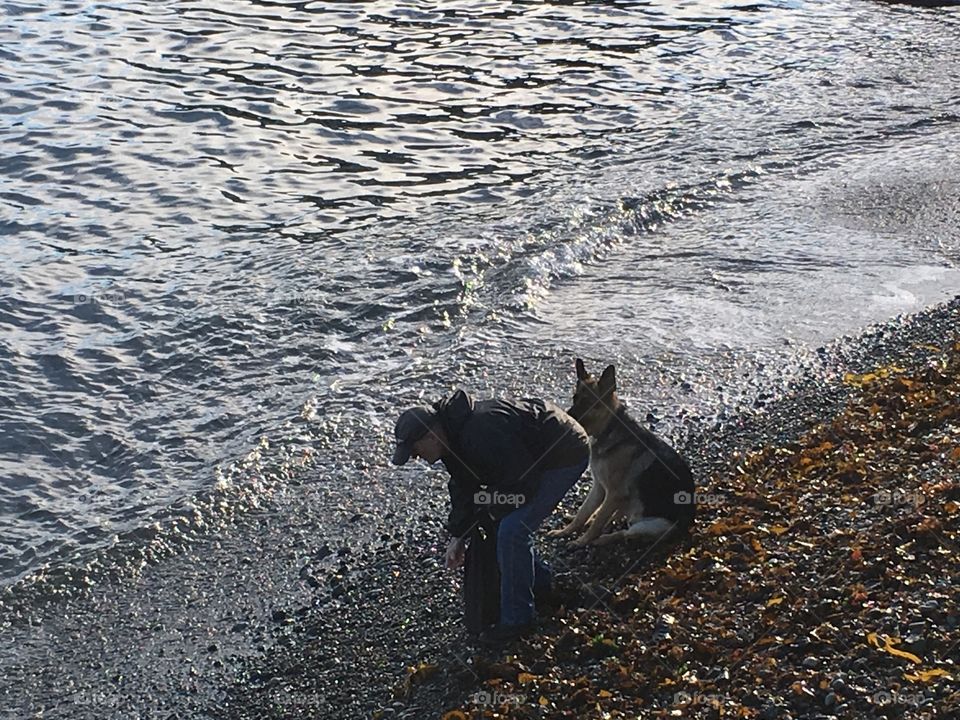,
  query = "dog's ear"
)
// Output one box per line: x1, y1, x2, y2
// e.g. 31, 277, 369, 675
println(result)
599, 364, 617, 393
575, 357, 589, 381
